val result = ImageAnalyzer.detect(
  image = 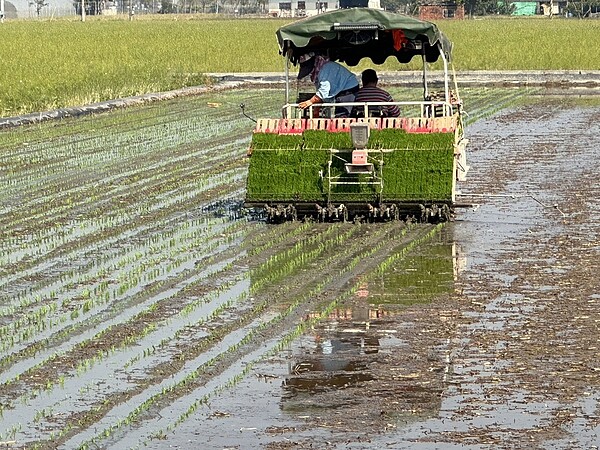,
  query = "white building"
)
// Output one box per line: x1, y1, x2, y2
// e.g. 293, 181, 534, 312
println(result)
268, 0, 381, 17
